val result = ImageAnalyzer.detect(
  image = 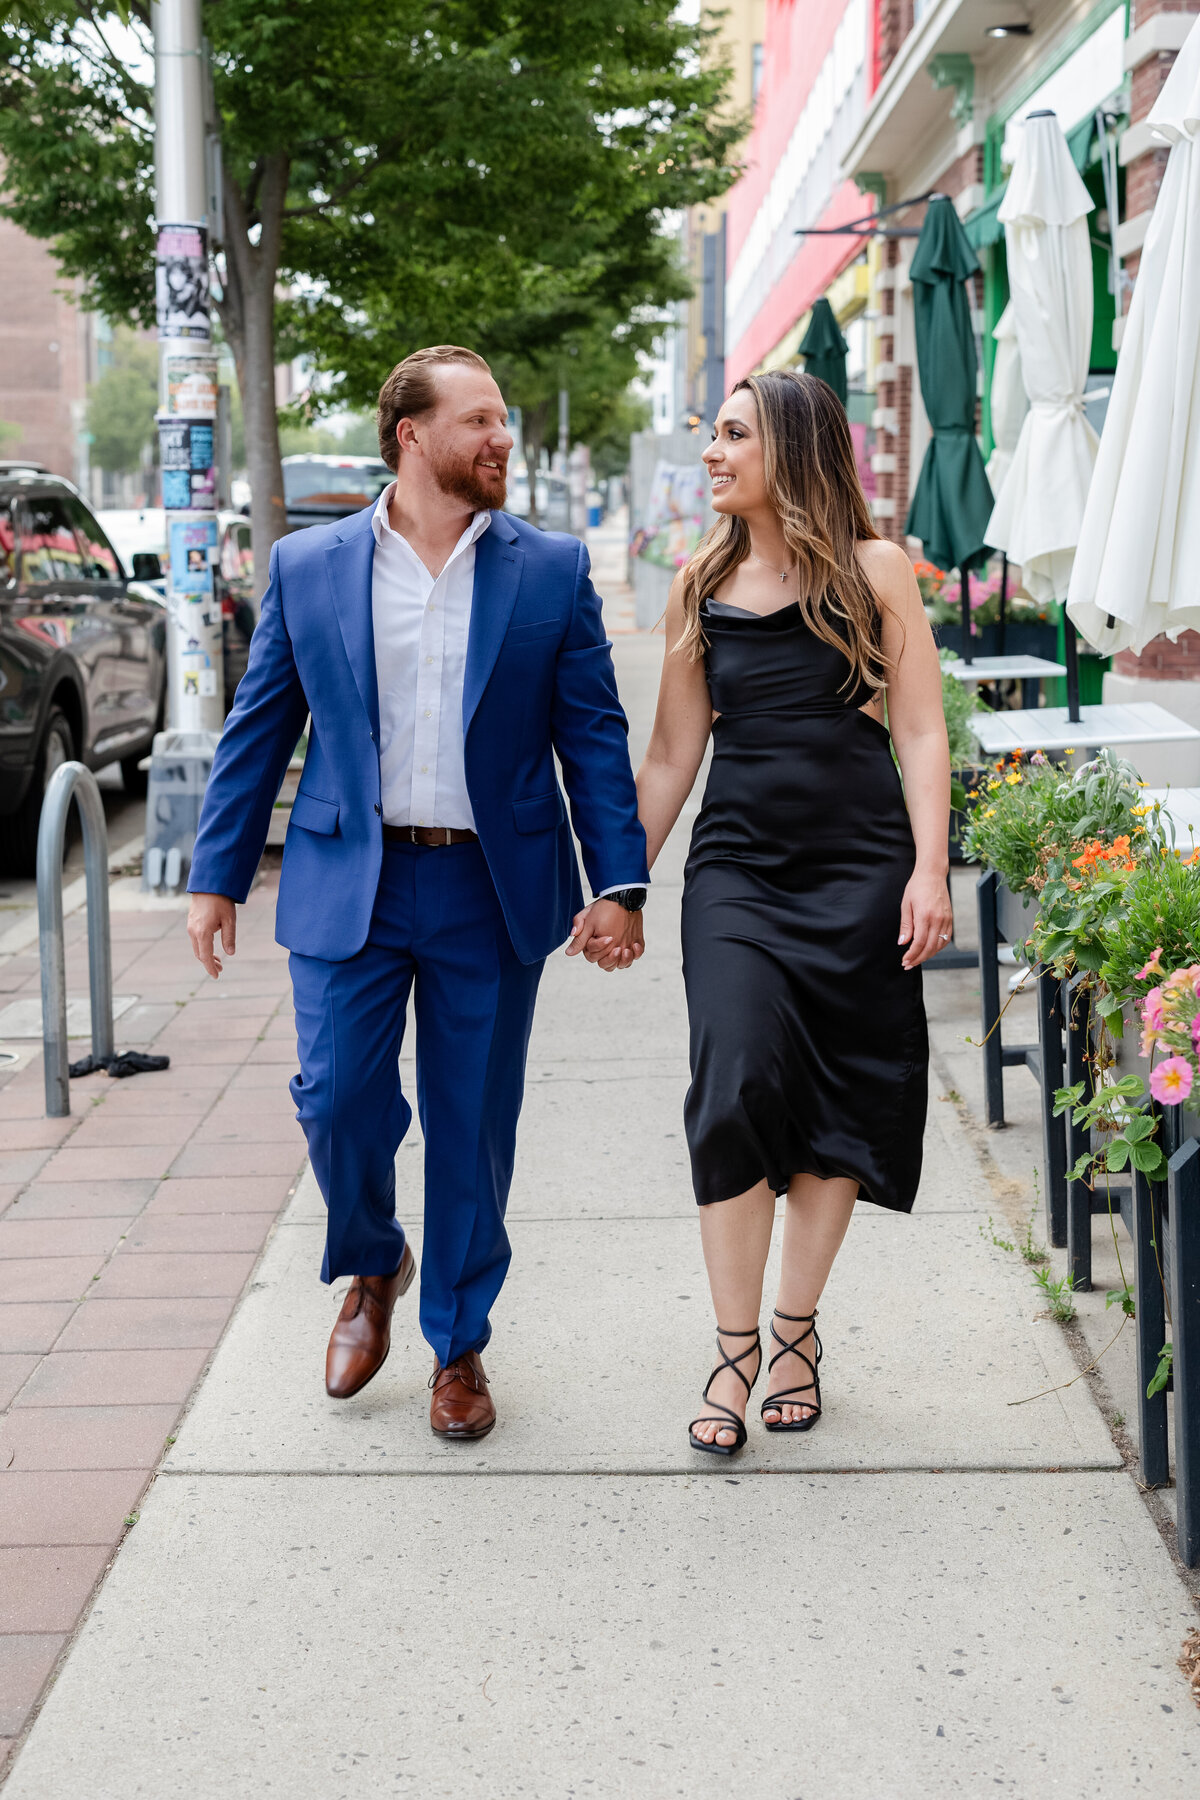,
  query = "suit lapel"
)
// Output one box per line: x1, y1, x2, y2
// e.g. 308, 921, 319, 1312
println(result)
323, 515, 380, 737
464, 517, 524, 732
